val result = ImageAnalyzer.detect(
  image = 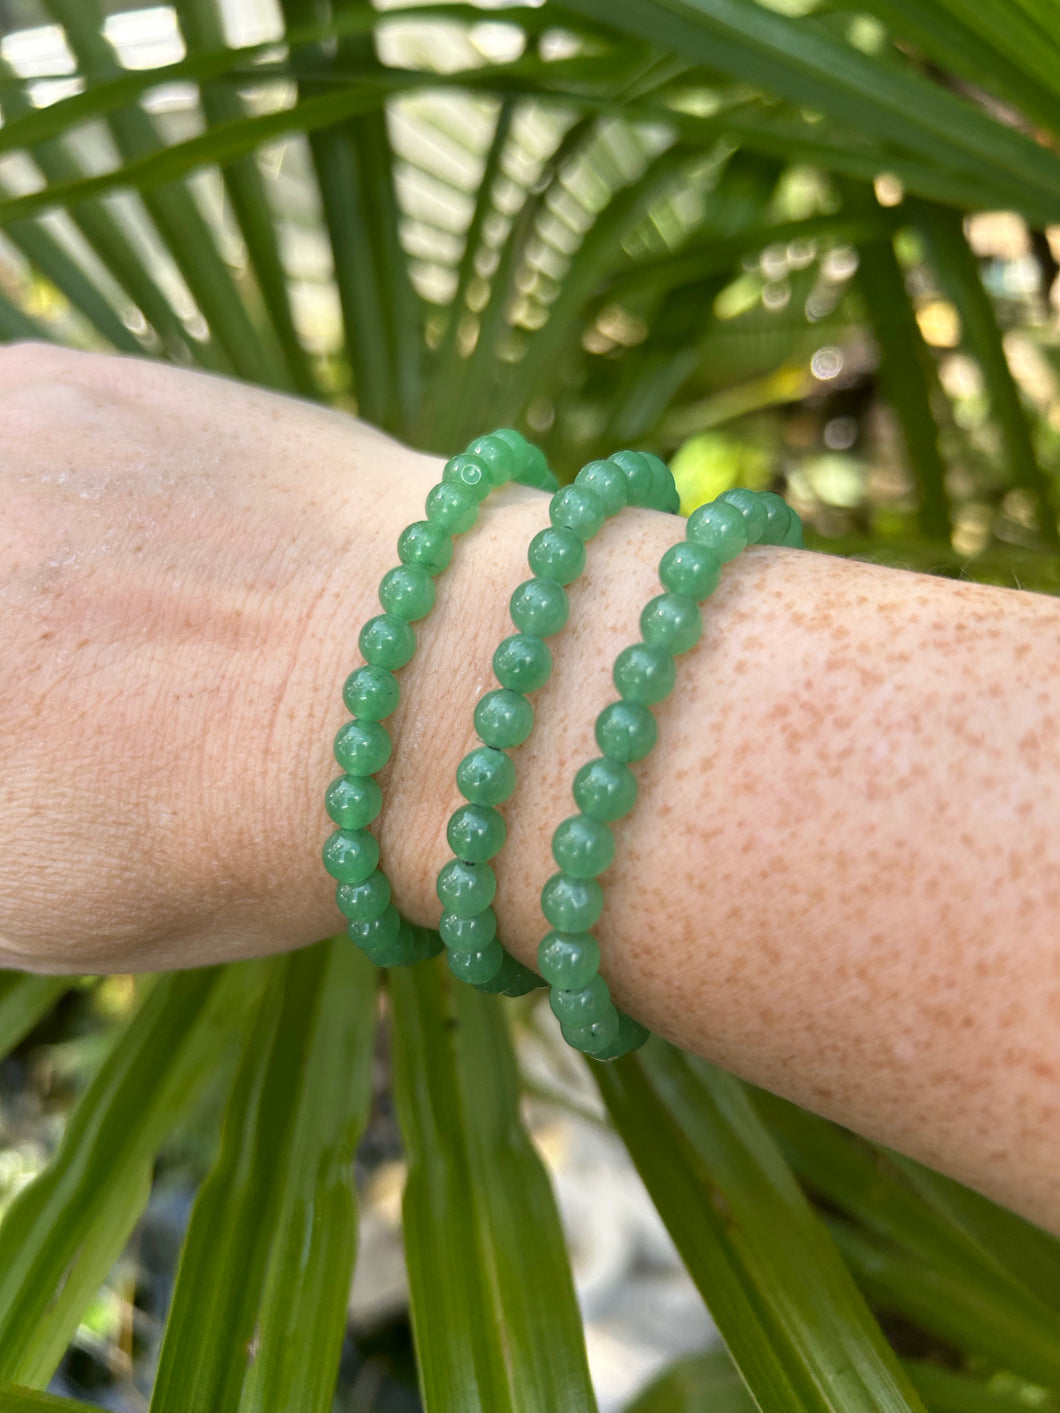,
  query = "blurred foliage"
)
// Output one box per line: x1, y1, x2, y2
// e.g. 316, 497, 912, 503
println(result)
1, 0, 1059, 1408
